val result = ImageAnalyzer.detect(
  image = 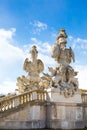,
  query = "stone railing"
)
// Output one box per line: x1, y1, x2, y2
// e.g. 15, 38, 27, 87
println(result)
0, 90, 47, 112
